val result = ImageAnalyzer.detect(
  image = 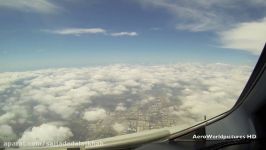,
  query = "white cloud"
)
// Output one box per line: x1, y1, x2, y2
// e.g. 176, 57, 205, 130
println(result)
0, 0, 59, 14
0, 112, 15, 124
83, 108, 107, 122
48, 28, 107, 36
0, 105, 29, 125
49, 102, 75, 119
112, 123, 125, 133
115, 103, 126, 111
45, 28, 138, 37
218, 18, 266, 55
110, 32, 138, 37
18, 124, 73, 144
140, 96, 155, 105
34, 105, 48, 114
0, 124, 16, 141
